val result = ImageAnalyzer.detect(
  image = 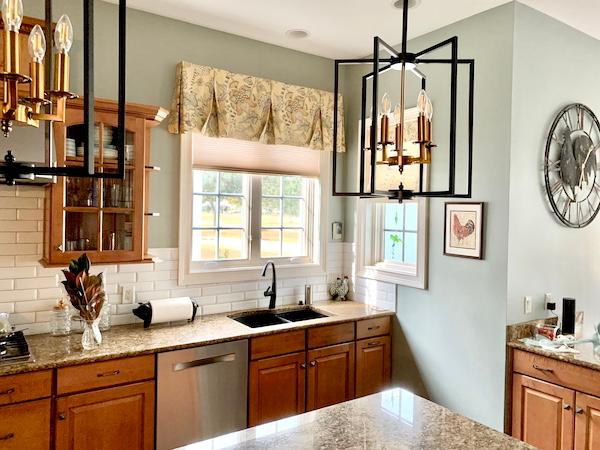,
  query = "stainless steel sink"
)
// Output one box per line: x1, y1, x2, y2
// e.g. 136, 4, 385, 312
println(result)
230, 307, 329, 328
